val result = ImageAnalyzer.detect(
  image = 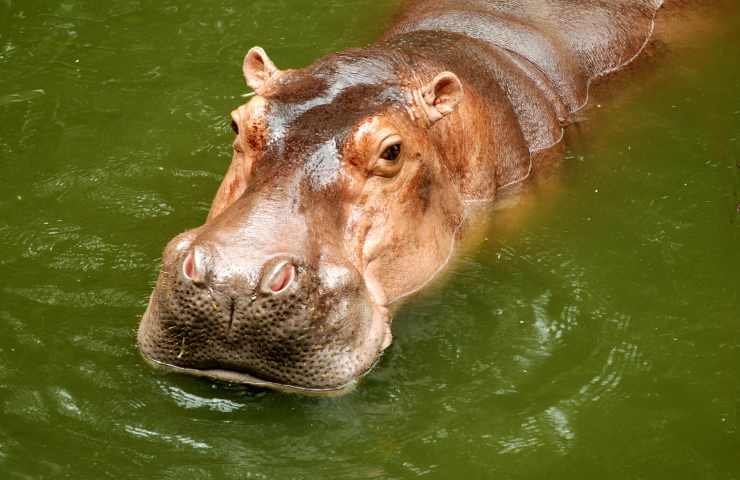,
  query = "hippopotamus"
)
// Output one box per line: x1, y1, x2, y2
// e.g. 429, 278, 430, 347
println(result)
138, 0, 666, 394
